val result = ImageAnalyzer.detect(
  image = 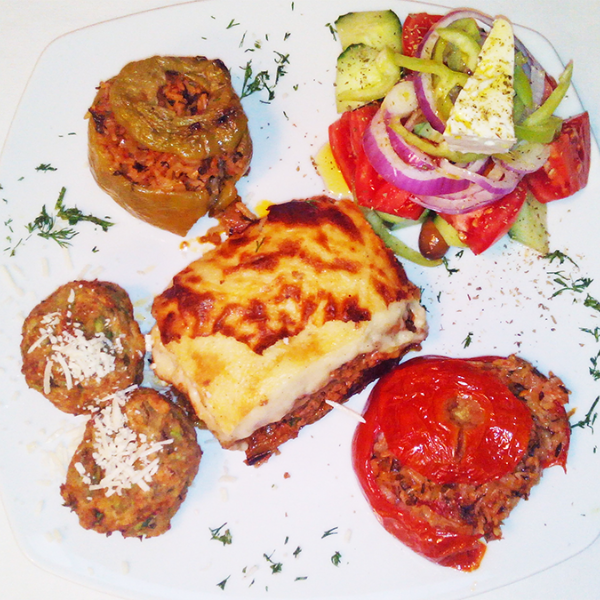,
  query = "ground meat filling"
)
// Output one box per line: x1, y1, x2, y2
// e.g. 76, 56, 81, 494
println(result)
369, 355, 570, 541
242, 351, 413, 466
89, 78, 251, 196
